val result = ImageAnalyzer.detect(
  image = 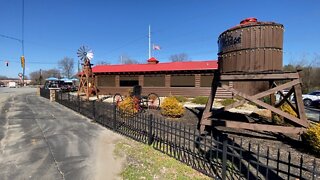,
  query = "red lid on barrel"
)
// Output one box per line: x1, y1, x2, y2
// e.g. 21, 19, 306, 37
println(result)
240, 17, 257, 25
